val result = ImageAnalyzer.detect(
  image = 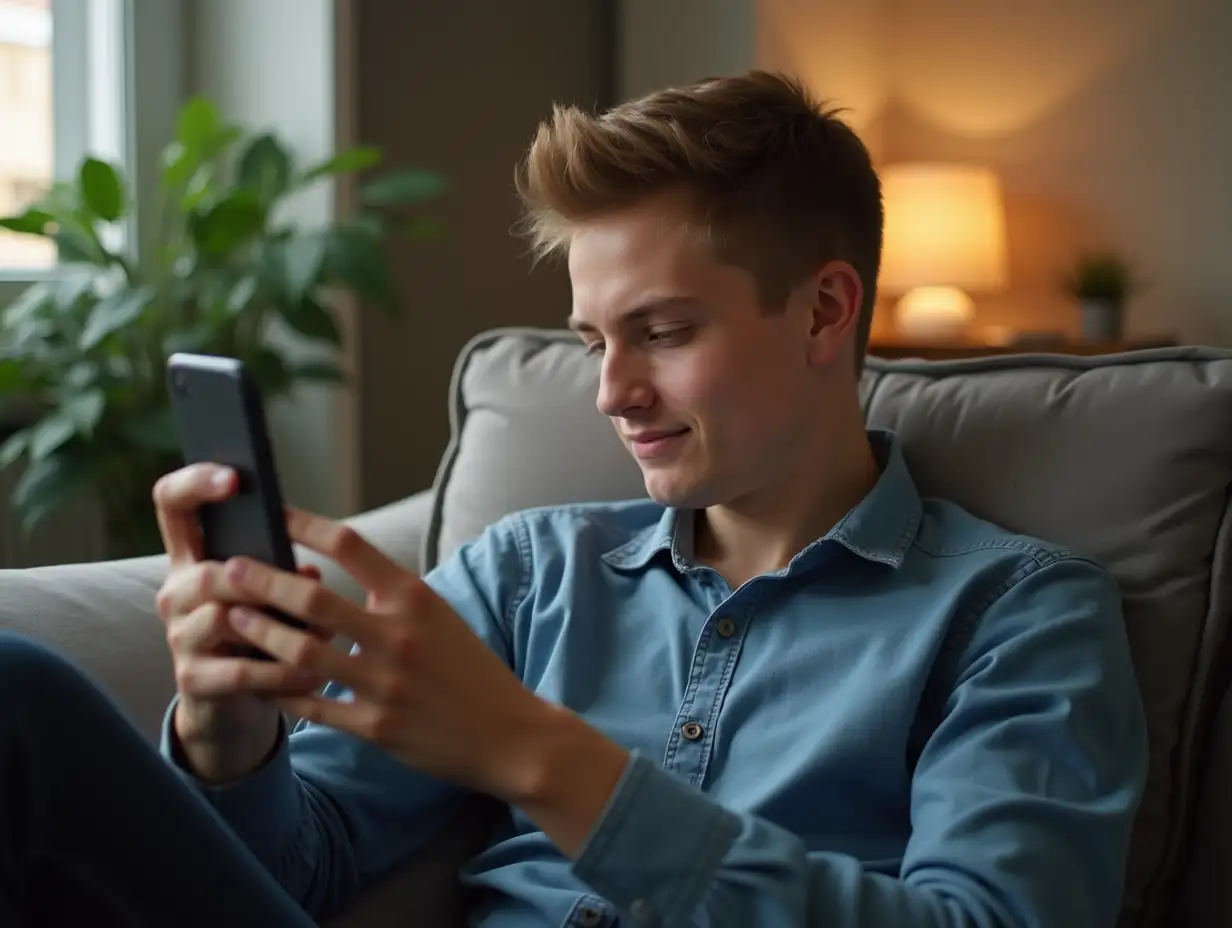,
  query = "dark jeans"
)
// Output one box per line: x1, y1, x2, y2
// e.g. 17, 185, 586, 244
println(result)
0, 630, 317, 927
